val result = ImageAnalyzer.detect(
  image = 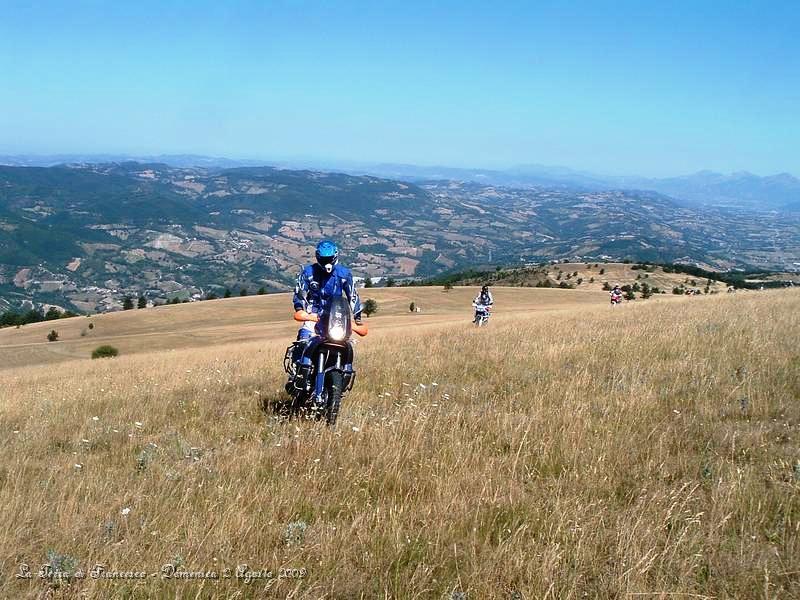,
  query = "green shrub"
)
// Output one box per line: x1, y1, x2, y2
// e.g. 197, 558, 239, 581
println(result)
363, 299, 378, 317
46, 330, 59, 342
92, 345, 119, 359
